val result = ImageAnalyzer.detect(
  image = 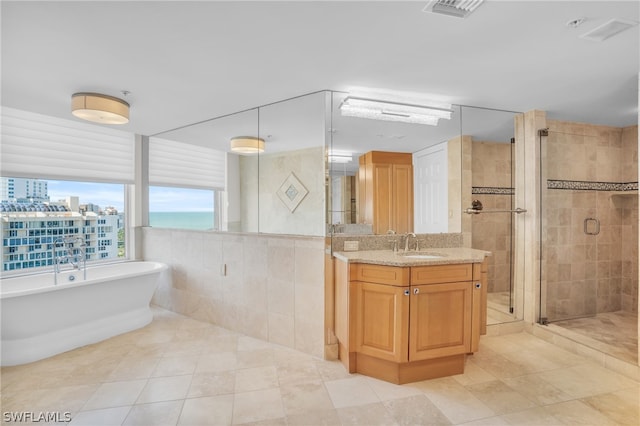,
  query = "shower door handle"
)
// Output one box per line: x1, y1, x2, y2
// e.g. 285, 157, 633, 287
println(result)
584, 218, 600, 235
